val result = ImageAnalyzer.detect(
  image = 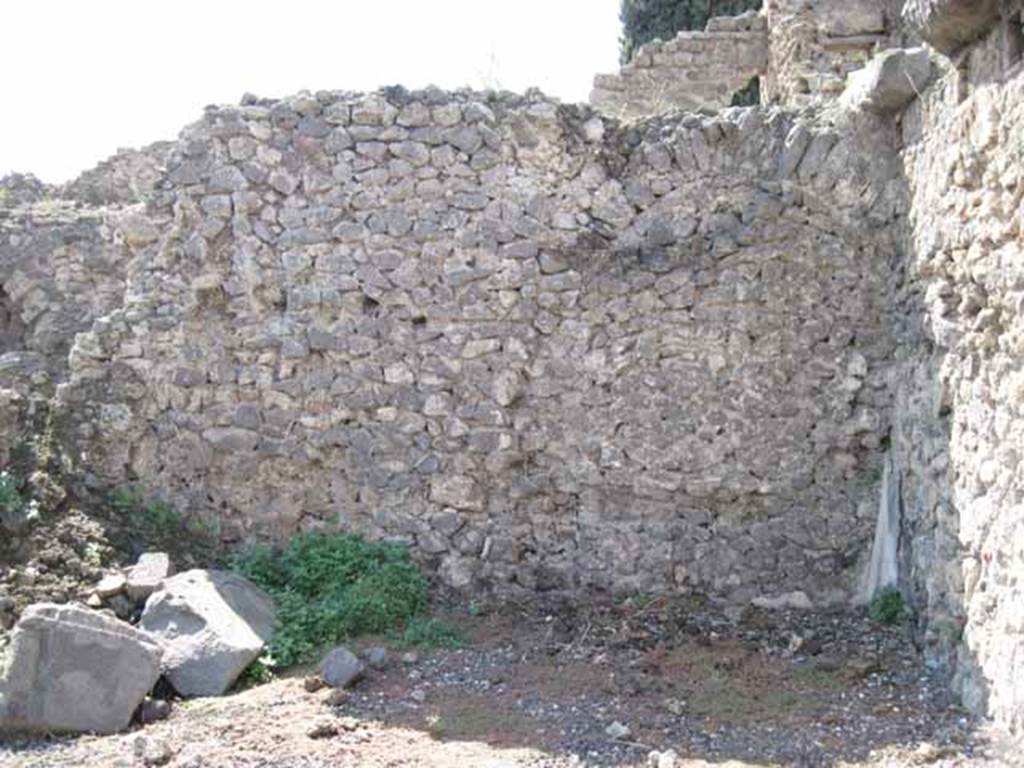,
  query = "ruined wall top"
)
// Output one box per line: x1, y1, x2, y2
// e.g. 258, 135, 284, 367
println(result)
590, 0, 1006, 117
591, 12, 768, 119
